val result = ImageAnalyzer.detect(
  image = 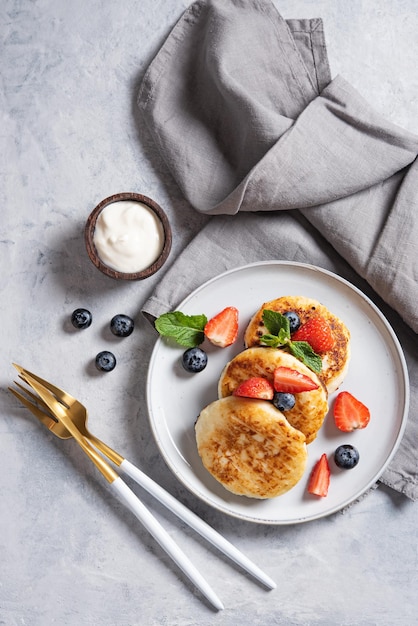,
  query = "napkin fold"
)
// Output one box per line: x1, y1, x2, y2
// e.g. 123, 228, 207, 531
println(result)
137, 0, 418, 500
